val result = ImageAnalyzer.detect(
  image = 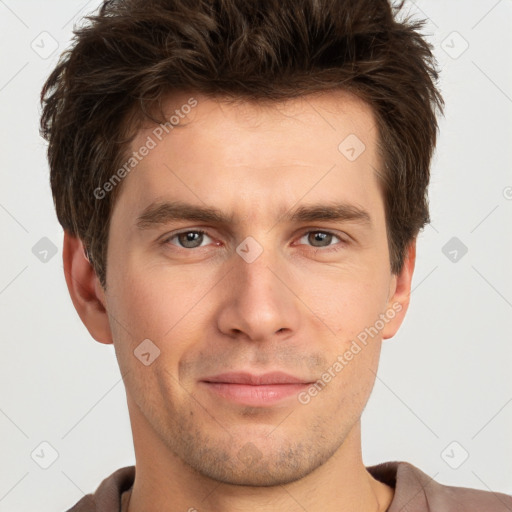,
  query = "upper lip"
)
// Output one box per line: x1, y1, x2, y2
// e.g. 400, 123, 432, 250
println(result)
201, 371, 312, 385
